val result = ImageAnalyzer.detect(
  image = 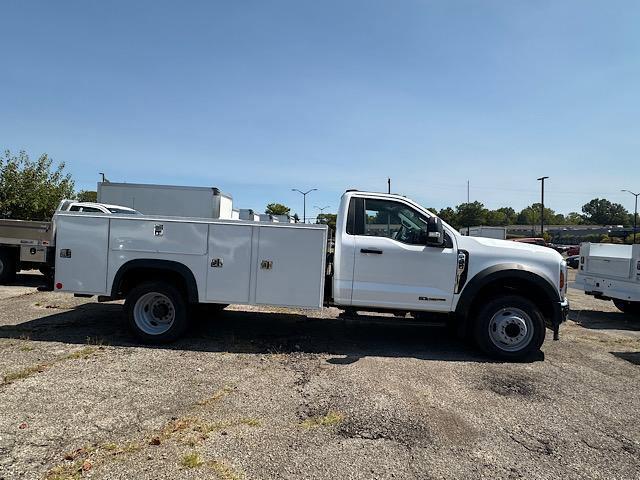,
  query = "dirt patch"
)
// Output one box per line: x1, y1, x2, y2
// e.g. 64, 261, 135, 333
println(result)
482, 372, 539, 398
